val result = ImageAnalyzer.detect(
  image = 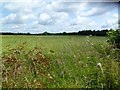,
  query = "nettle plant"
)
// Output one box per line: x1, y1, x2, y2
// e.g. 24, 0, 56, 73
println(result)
107, 29, 120, 49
